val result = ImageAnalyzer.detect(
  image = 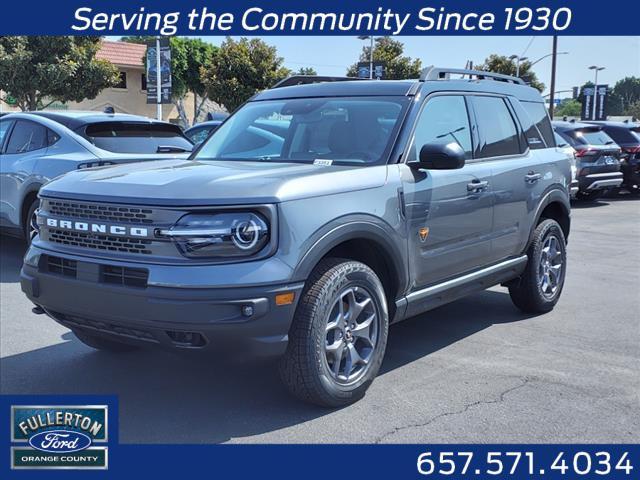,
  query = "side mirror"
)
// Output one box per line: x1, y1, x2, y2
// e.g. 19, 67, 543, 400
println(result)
410, 142, 466, 170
